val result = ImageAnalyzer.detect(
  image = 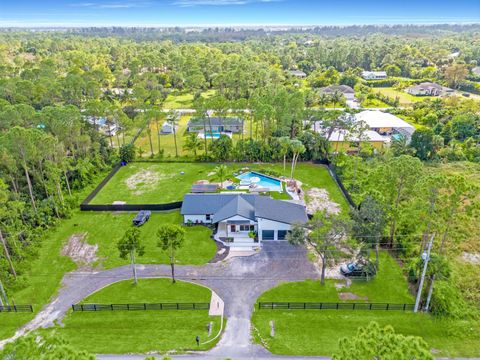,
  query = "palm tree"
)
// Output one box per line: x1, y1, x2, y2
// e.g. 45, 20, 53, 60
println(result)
214, 164, 228, 188
278, 137, 291, 175
318, 92, 329, 108
169, 111, 180, 157
290, 139, 306, 179
330, 91, 344, 110
183, 133, 203, 157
